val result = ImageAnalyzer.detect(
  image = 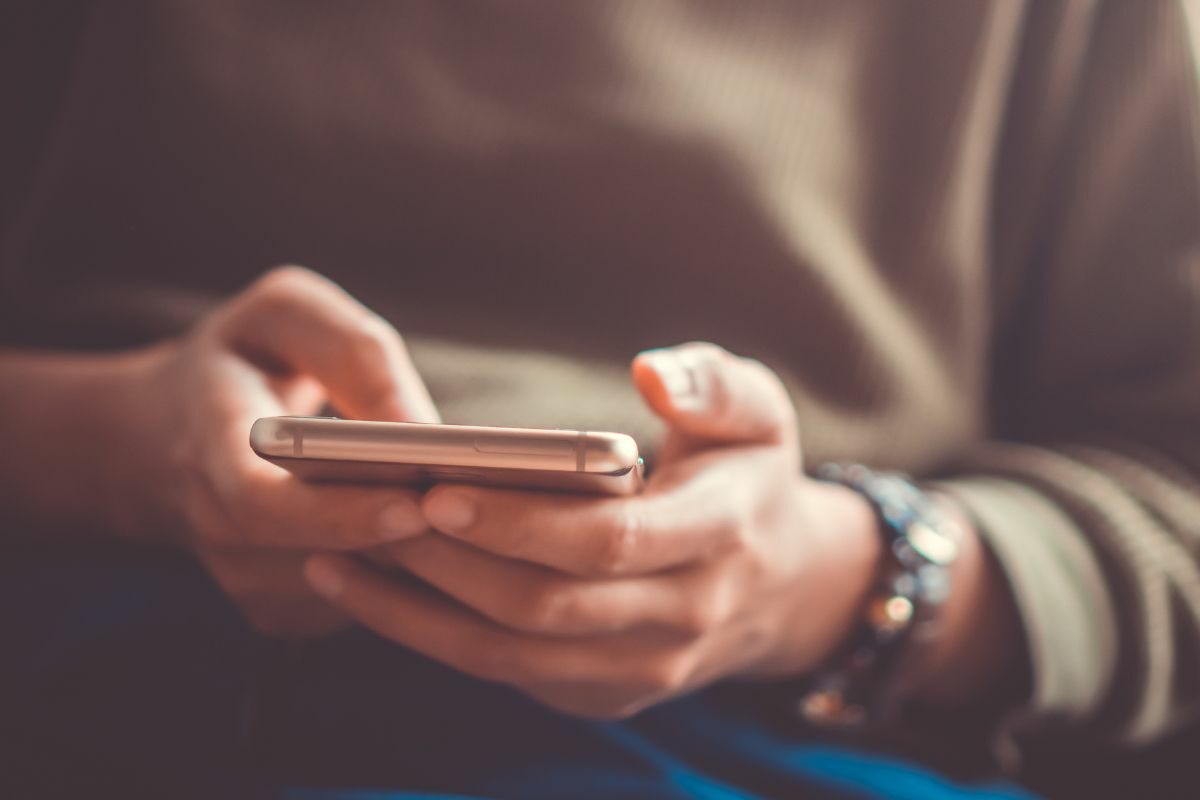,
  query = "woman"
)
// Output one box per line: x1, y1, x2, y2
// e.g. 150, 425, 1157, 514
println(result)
1, 2, 1197, 797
